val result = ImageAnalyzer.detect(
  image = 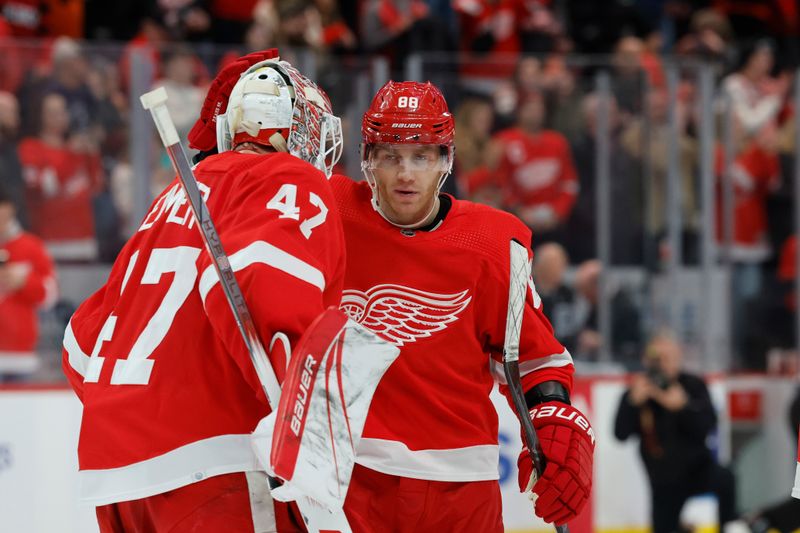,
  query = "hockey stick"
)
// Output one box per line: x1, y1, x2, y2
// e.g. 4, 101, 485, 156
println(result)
504, 239, 569, 533
140, 87, 352, 533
